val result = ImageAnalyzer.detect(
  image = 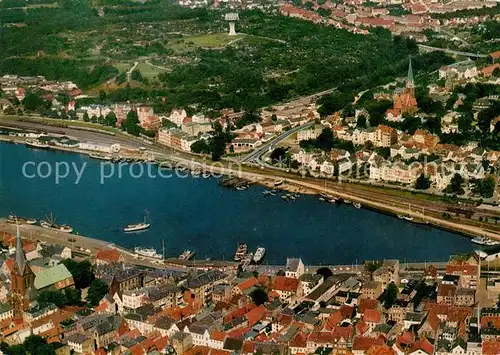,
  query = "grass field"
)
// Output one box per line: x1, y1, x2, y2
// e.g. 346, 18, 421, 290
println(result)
169, 33, 245, 53
135, 62, 166, 79
114, 62, 133, 73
